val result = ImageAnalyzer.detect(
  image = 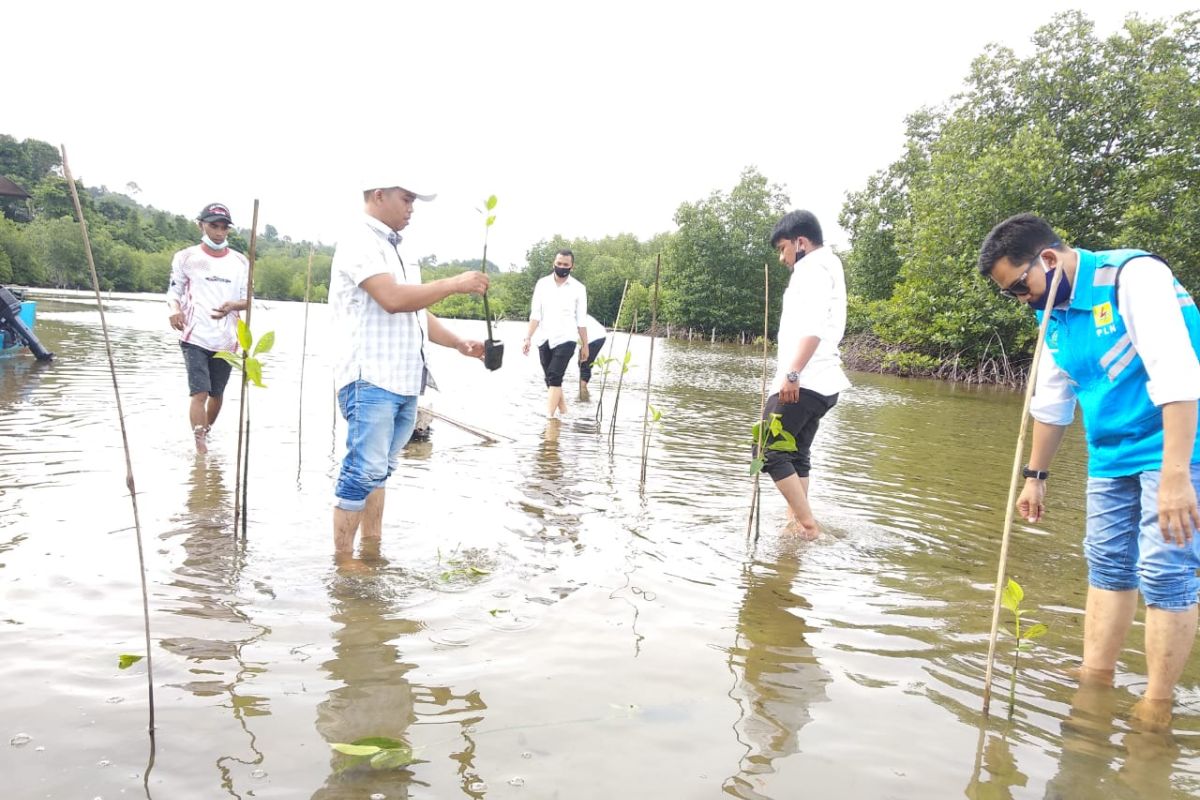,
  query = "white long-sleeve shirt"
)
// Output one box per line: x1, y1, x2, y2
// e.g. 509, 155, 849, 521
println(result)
530, 274, 587, 348
774, 246, 852, 396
